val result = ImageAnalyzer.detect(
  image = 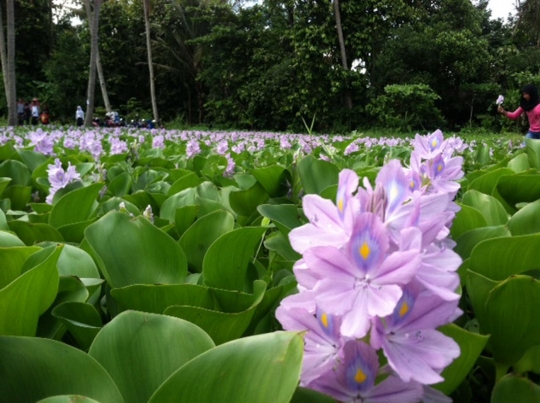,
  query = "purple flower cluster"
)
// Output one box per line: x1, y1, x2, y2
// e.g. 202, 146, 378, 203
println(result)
277, 130, 463, 403
46, 158, 82, 204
